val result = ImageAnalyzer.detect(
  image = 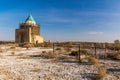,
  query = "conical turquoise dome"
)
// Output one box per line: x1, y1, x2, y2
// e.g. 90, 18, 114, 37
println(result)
25, 15, 36, 24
